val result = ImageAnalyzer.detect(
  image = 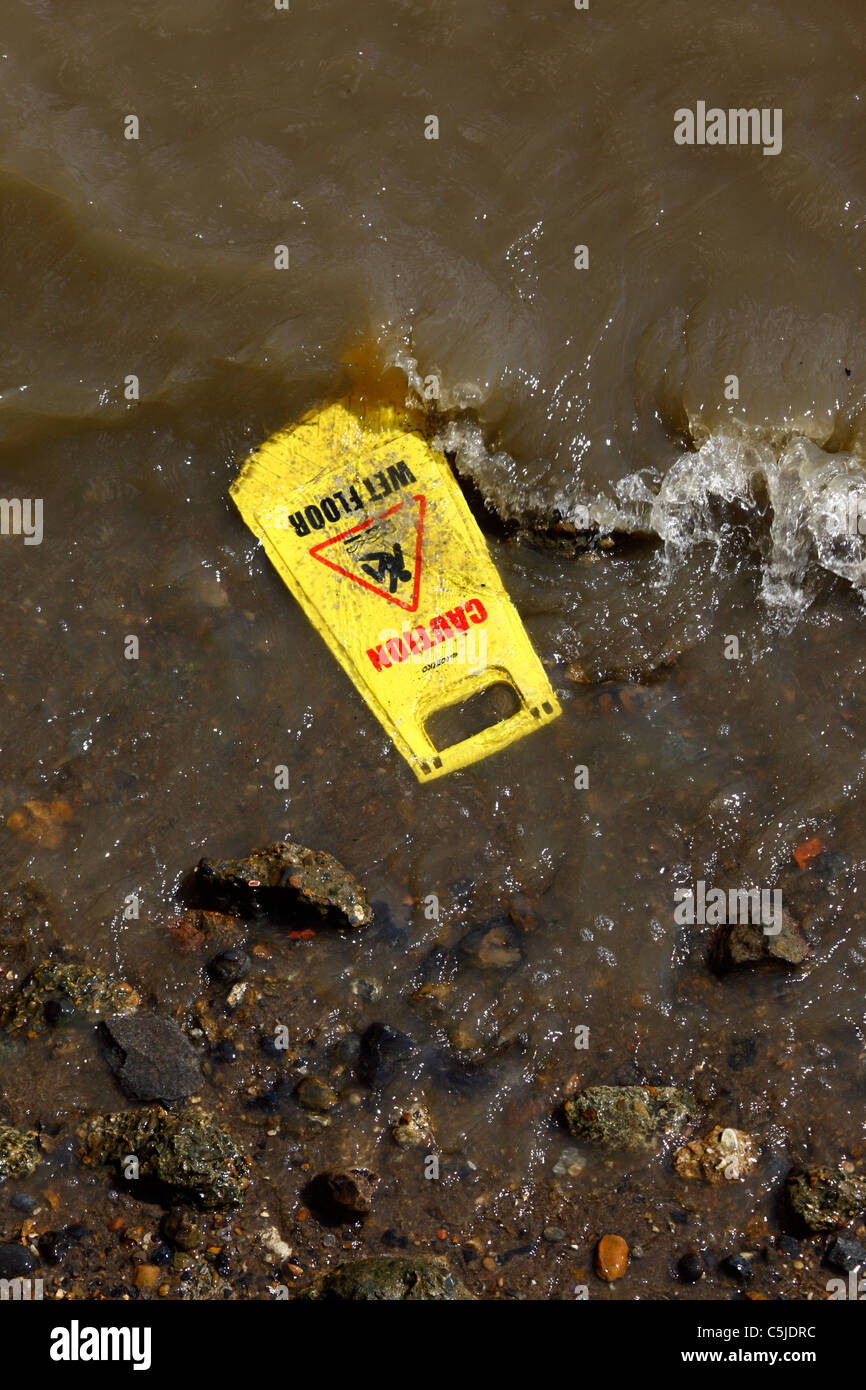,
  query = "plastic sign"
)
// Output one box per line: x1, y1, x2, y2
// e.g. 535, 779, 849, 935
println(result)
231, 398, 561, 780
